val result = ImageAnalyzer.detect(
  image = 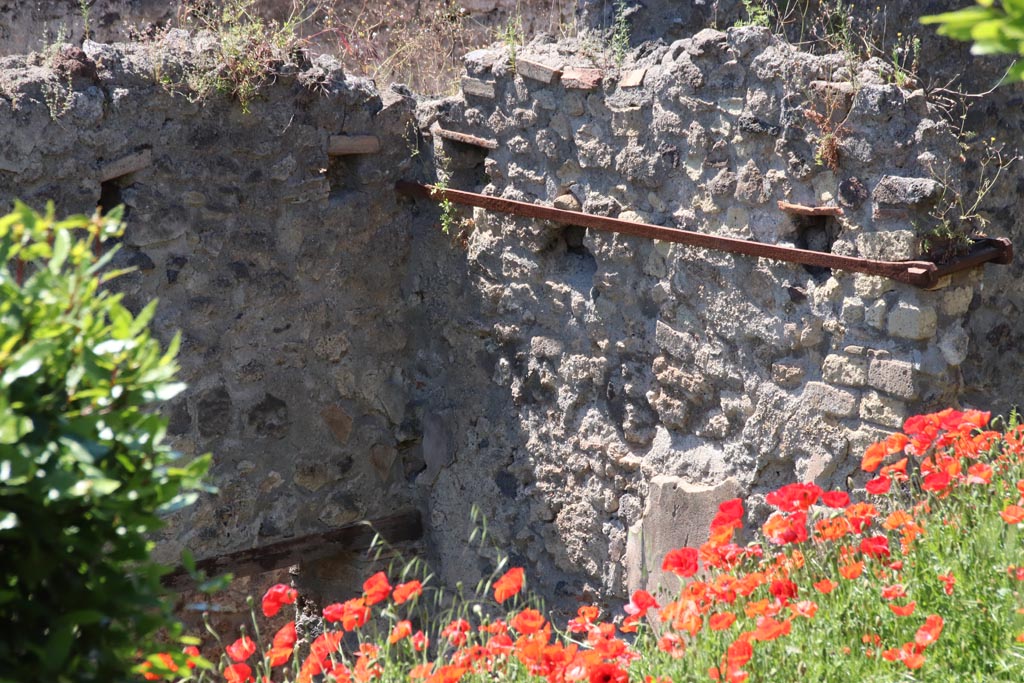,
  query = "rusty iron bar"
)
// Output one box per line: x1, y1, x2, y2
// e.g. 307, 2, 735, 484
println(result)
434, 127, 498, 150
161, 510, 422, 590
396, 180, 1014, 288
